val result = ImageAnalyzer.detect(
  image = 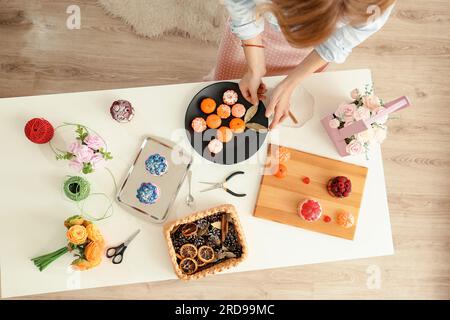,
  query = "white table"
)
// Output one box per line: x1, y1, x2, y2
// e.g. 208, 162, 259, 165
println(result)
0, 69, 394, 298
